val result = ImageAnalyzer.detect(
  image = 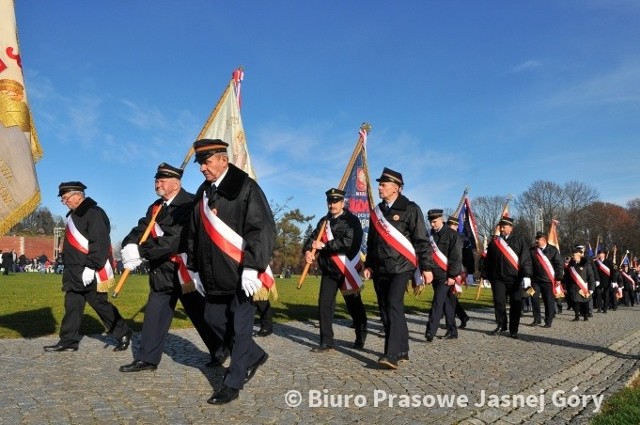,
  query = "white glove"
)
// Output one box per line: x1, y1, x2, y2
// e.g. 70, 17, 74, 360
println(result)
241, 268, 263, 297
595, 281, 600, 287
82, 267, 95, 286
121, 243, 141, 264
522, 277, 531, 289
123, 258, 142, 271
612, 282, 618, 289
